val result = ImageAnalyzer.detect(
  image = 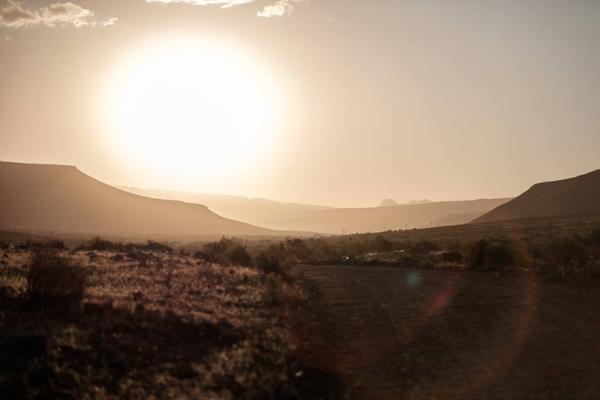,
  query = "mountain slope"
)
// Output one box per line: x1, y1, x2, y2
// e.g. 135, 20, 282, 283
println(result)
473, 170, 600, 224
0, 162, 279, 237
120, 187, 332, 228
